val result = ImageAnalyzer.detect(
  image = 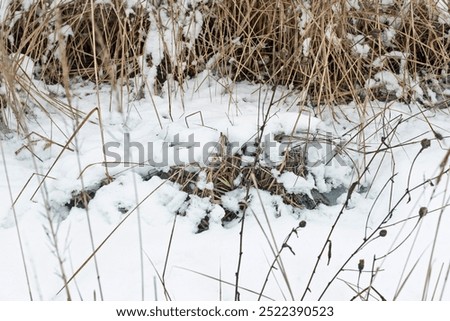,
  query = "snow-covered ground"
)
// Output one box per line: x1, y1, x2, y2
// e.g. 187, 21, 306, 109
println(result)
1, 70, 449, 301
